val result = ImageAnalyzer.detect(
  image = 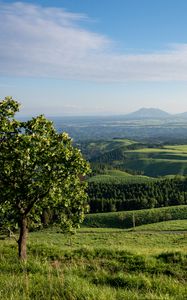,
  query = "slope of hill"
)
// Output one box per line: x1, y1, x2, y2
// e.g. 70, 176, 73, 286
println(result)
89, 142, 187, 177
88, 169, 155, 184
124, 108, 171, 119
175, 111, 187, 118
80, 138, 138, 160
